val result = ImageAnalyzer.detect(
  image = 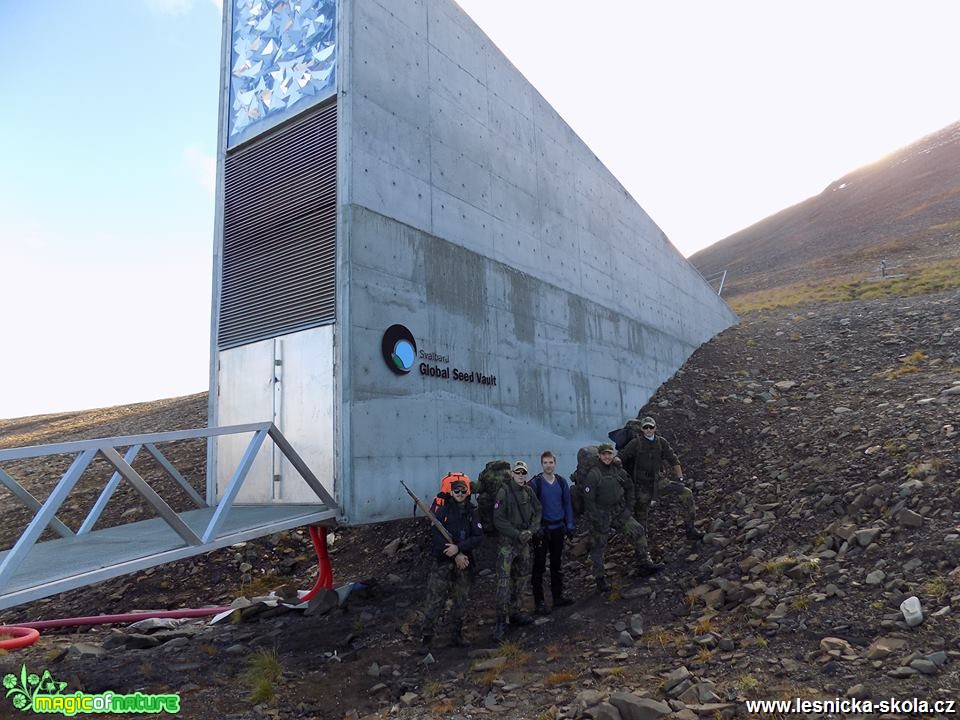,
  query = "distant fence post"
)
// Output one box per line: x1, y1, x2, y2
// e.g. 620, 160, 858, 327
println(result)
701, 269, 728, 296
